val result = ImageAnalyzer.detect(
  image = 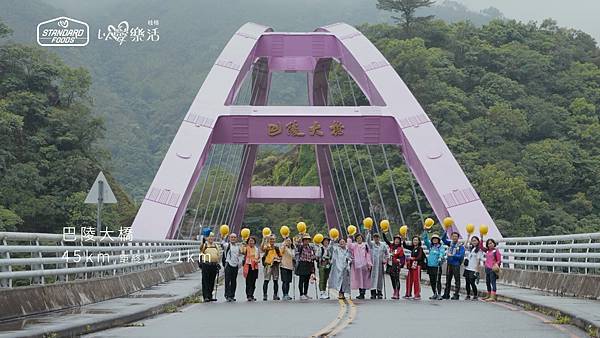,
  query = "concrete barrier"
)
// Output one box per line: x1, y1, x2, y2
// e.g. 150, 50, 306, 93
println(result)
499, 268, 600, 299
0, 262, 198, 321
